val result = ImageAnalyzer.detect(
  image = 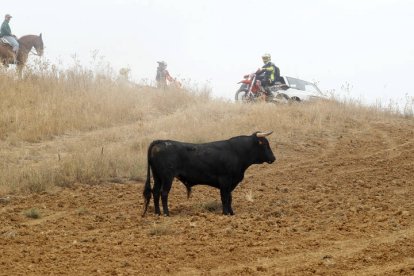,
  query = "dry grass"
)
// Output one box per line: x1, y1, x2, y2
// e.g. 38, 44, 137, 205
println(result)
24, 208, 41, 219
0, 63, 413, 195
198, 200, 222, 213
148, 221, 174, 236
245, 190, 254, 202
